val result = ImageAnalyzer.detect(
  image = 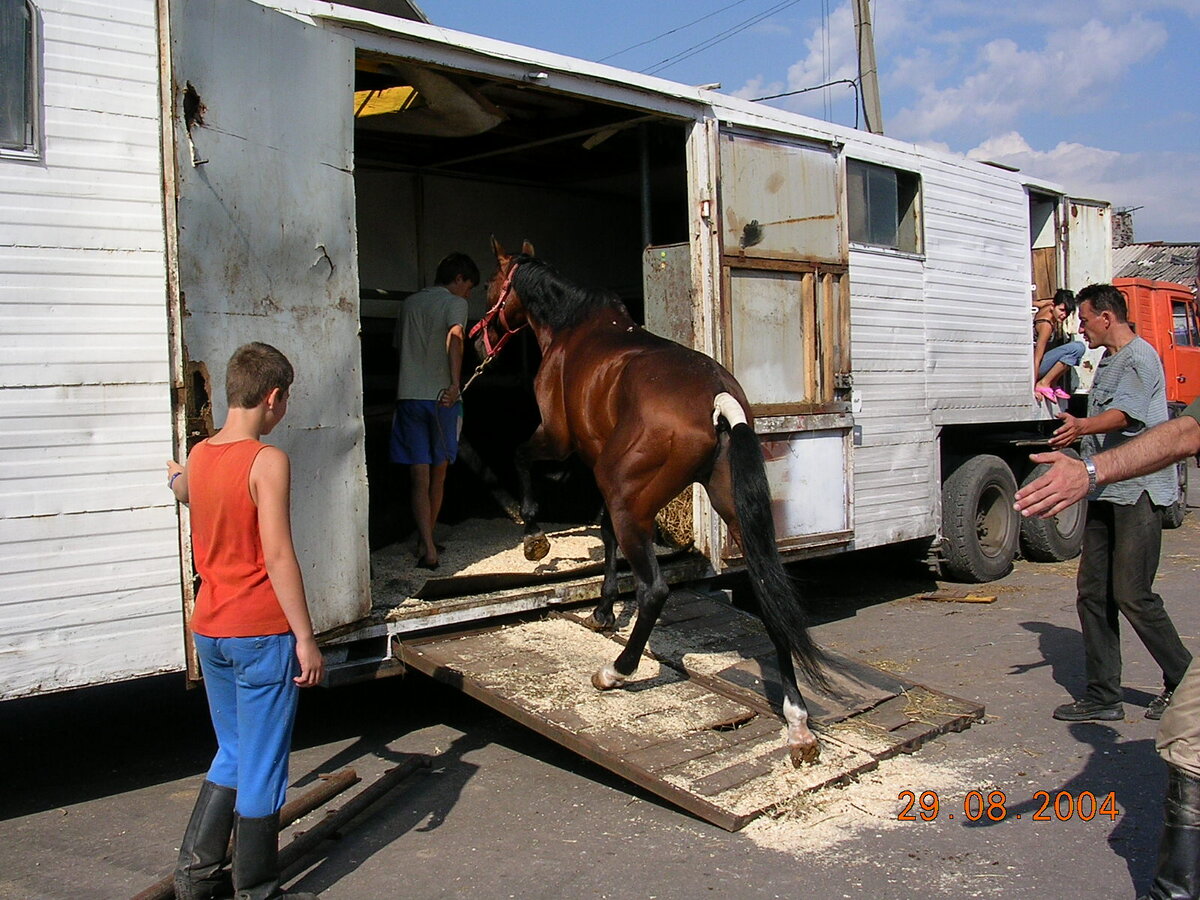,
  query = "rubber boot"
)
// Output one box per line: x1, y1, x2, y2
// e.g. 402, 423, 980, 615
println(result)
175, 781, 236, 900
1140, 765, 1200, 900
232, 813, 319, 900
